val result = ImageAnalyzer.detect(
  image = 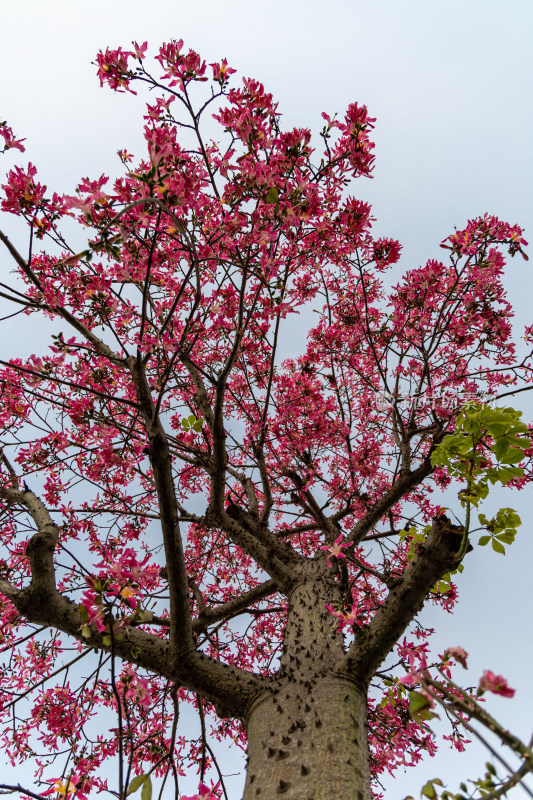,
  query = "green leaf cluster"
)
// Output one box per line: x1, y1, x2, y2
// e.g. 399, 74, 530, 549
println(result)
401, 762, 501, 800
398, 525, 431, 563
433, 563, 464, 594
431, 404, 530, 556
478, 507, 521, 554
181, 414, 203, 433
431, 405, 530, 494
